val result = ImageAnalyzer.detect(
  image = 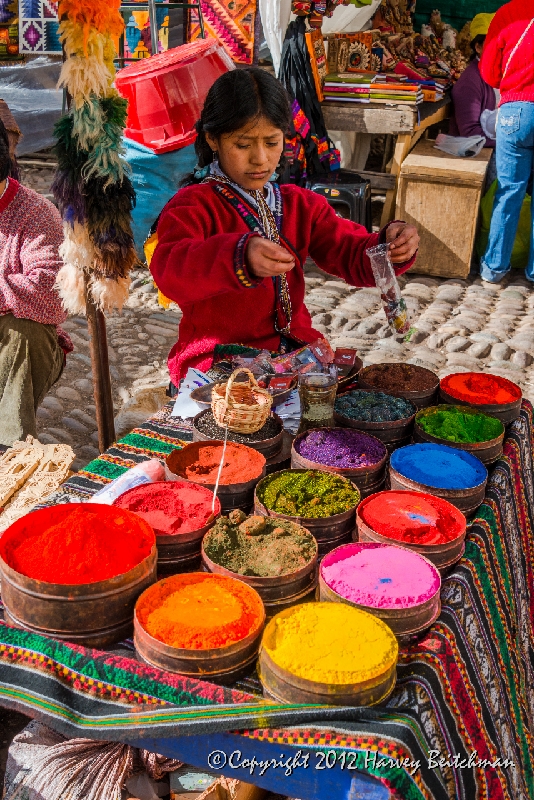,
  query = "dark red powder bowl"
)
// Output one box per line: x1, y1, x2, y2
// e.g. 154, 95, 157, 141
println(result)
113, 481, 221, 575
